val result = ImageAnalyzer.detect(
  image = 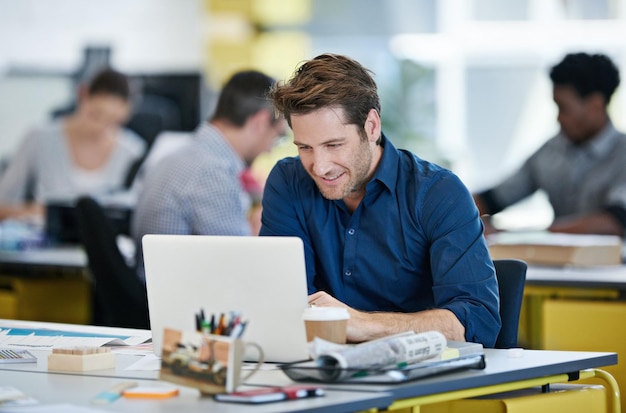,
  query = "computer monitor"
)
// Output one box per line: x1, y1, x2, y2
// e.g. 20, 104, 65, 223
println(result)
131, 73, 204, 132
